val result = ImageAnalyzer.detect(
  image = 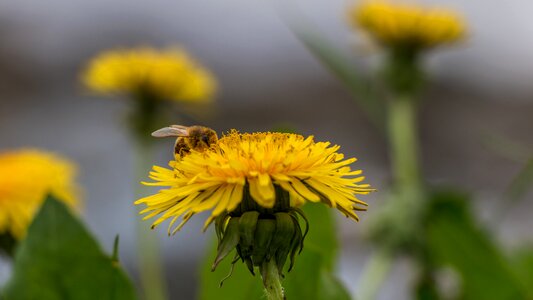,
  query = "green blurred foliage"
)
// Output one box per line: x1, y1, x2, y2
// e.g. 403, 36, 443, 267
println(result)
510, 247, 533, 299
292, 20, 533, 300
200, 203, 351, 300
200, 238, 263, 300
2, 196, 137, 300
425, 191, 526, 300
283, 203, 350, 300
